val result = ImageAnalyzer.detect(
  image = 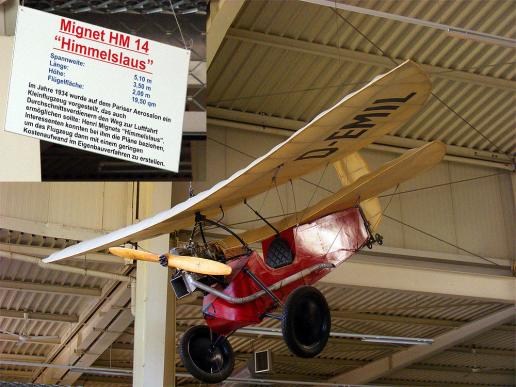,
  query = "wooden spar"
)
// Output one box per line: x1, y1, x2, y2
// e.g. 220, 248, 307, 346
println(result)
333, 152, 382, 230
